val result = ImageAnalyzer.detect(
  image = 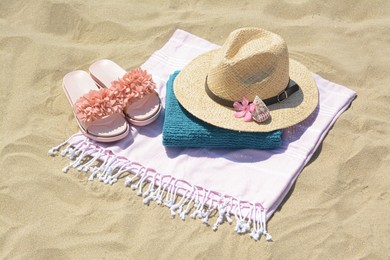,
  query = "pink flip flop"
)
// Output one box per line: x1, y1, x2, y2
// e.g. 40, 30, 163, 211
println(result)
89, 59, 161, 126
62, 70, 130, 142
